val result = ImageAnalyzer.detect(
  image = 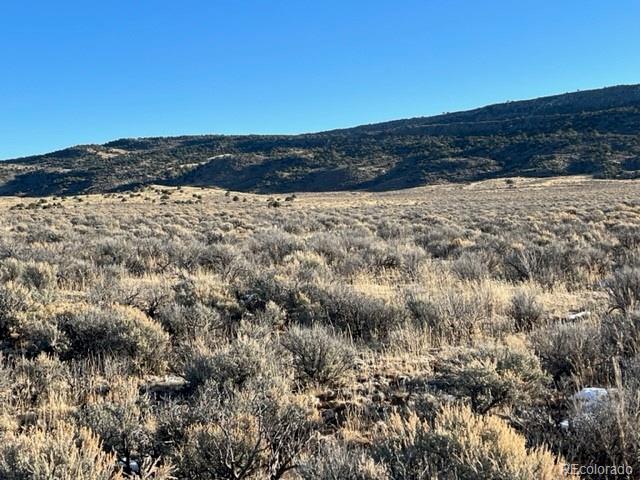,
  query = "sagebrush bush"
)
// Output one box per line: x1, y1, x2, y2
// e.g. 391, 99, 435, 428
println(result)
301, 440, 388, 480
0, 422, 122, 480
503, 241, 601, 287
376, 405, 563, 479
604, 267, 640, 314
307, 284, 407, 342
177, 392, 316, 480
75, 379, 156, 470
532, 320, 610, 386
0, 258, 23, 282
282, 324, 355, 387
178, 417, 264, 480
0, 282, 32, 336
182, 336, 280, 392
58, 305, 170, 373
451, 251, 490, 280
416, 224, 467, 258
430, 342, 548, 413
174, 274, 242, 322
12, 309, 69, 356
21, 261, 58, 290
157, 302, 221, 339
508, 289, 545, 331
405, 284, 493, 345
250, 228, 302, 264
12, 354, 70, 407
